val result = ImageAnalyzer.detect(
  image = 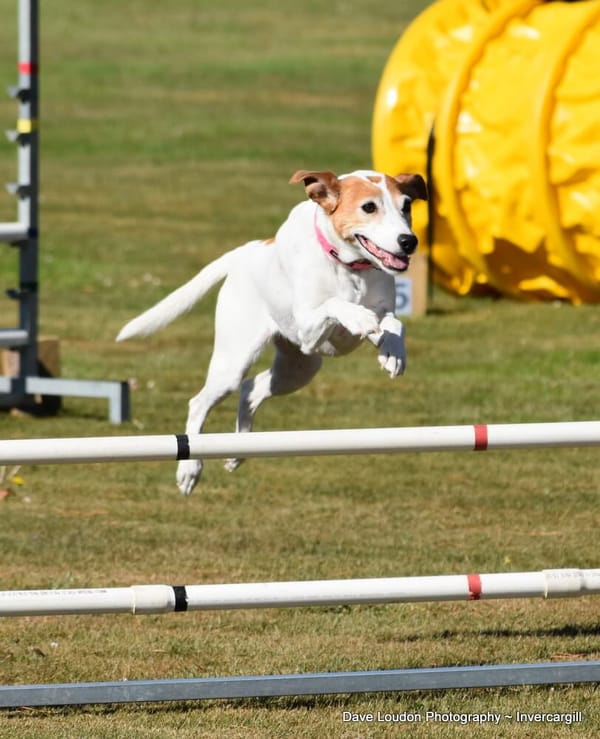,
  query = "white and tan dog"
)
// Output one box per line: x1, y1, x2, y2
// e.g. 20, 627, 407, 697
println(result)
117, 169, 427, 494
